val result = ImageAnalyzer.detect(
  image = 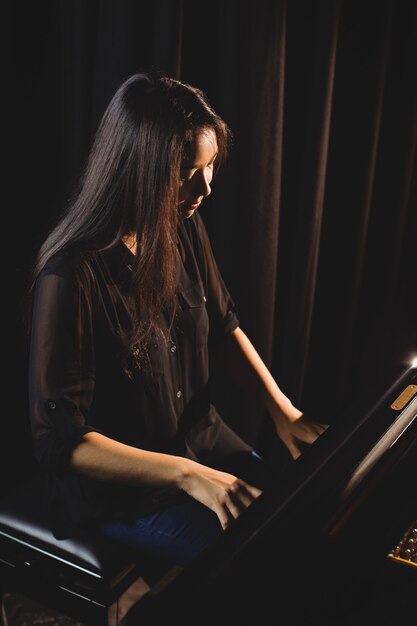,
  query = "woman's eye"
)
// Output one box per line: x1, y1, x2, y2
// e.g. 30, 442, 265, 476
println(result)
180, 169, 194, 183
180, 162, 214, 184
